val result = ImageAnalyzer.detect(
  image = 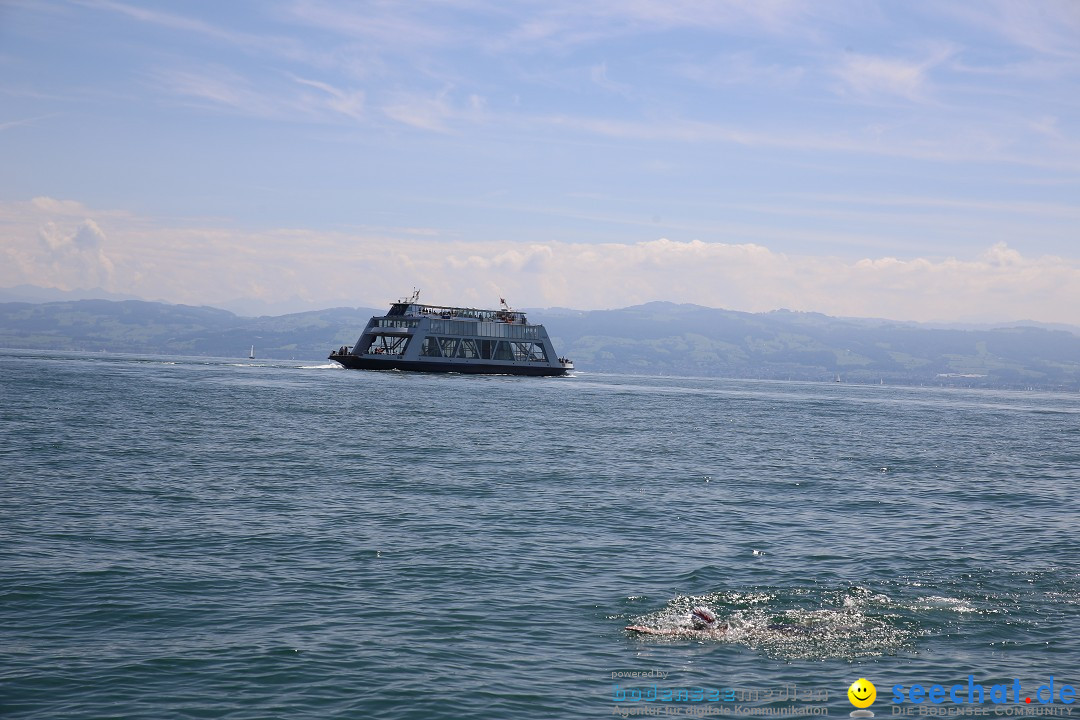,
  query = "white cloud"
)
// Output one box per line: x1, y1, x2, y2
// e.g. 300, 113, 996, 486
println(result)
493, 0, 822, 51
943, 1, 1080, 62
835, 54, 927, 101
283, 0, 454, 50
589, 62, 632, 96
33, 216, 115, 289
0, 113, 62, 131
72, 219, 108, 250
151, 66, 278, 117
379, 88, 482, 132
150, 66, 369, 125
77, 0, 315, 64
3, 199, 1079, 325
381, 92, 453, 132
77, 0, 248, 44
29, 196, 91, 216
678, 52, 804, 88
38, 218, 106, 252
531, 105, 1080, 171
290, 75, 365, 121
833, 44, 955, 102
